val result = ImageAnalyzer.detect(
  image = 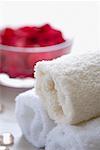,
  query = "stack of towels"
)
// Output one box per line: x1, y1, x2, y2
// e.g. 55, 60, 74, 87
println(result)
15, 51, 100, 150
